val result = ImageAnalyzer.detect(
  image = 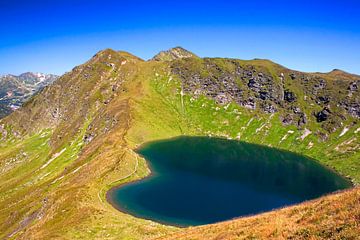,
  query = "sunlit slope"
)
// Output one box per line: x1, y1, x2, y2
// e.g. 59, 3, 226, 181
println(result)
159, 187, 360, 240
0, 47, 359, 239
0, 49, 177, 239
